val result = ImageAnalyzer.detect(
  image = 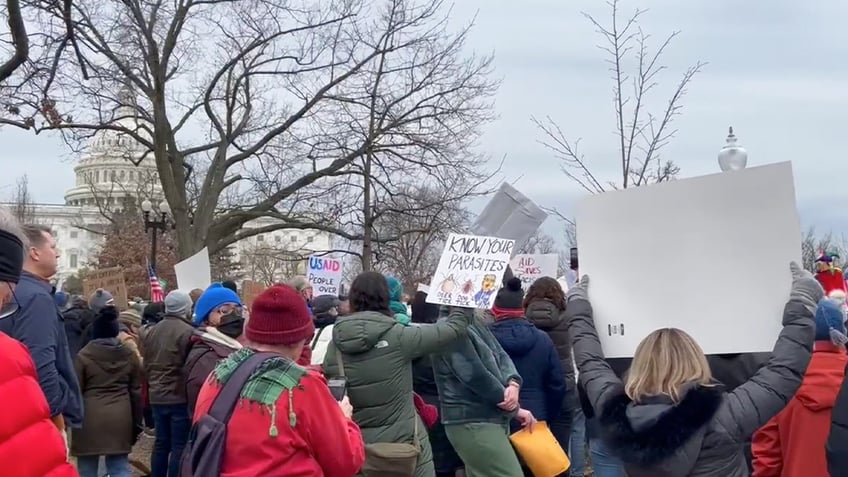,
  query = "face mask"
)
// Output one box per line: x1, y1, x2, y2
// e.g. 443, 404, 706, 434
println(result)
217, 312, 245, 339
